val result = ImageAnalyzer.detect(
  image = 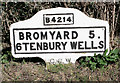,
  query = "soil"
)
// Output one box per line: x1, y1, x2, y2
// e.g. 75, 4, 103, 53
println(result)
2, 61, 119, 81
